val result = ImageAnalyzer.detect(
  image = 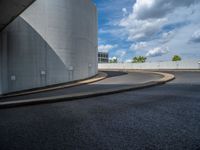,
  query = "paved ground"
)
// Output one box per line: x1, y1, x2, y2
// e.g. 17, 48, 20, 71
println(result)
0, 71, 162, 102
0, 71, 200, 150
